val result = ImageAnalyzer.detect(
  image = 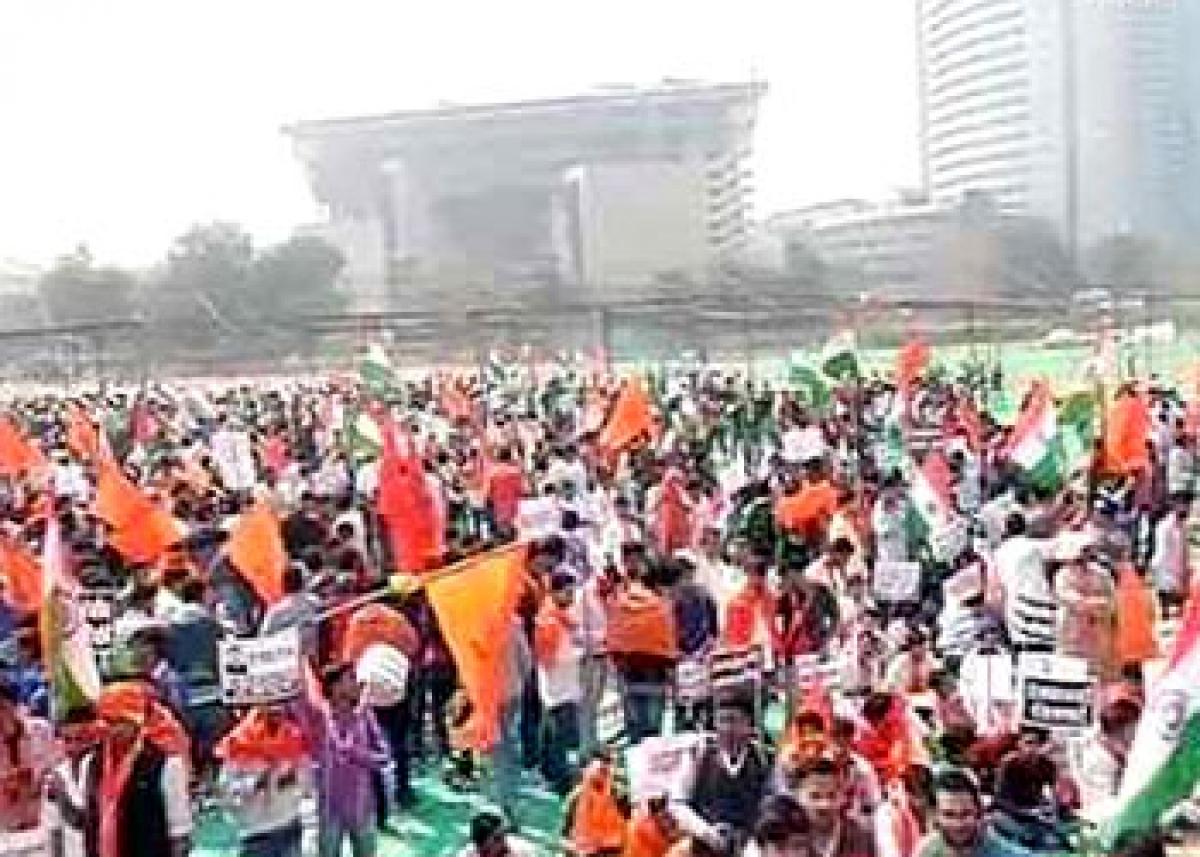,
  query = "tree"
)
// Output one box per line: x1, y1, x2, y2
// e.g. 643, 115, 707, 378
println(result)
1084, 234, 1164, 292
39, 245, 137, 324
249, 234, 346, 318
